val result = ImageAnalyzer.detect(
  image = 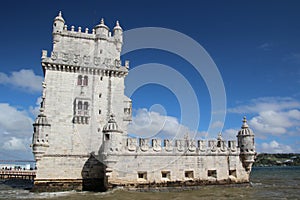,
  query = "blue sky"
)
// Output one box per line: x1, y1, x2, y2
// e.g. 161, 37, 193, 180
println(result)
0, 0, 299, 160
